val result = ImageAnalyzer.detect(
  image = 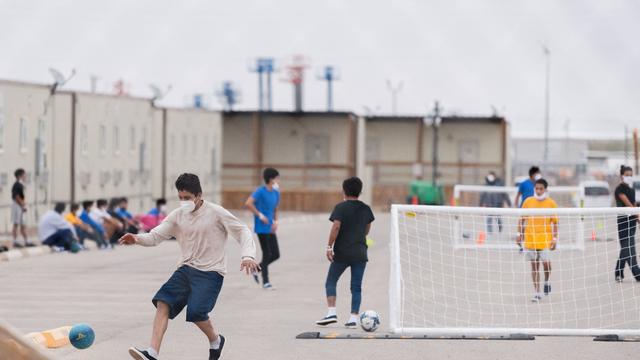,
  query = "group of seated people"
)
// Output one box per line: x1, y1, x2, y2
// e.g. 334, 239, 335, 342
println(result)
37, 198, 168, 253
